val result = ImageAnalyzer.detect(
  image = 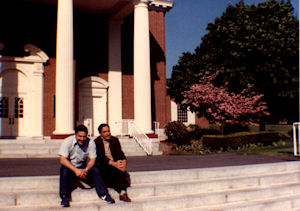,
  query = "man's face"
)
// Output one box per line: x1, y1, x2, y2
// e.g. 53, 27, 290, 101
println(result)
100, 126, 111, 141
75, 131, 87, 145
